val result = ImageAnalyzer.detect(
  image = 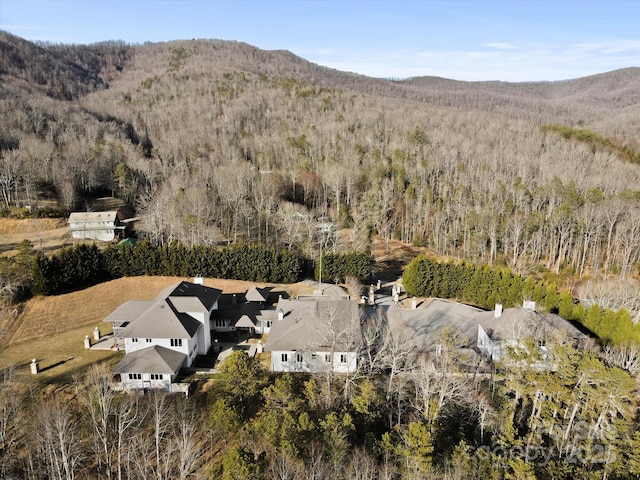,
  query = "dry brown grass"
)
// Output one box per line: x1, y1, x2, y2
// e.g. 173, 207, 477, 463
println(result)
0, 217, 66, 233
1, 326, 124, 387
0, 217, 72, 256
